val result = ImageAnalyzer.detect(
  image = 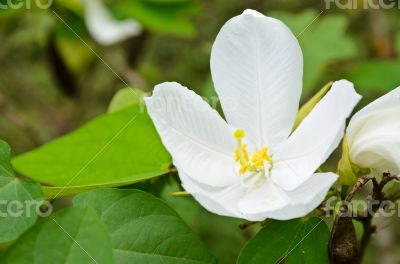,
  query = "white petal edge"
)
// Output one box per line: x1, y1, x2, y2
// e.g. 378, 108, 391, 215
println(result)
210, 9, 303, 150
238, 173, 337, 220
271, 80, 361, 191
83, 0, 142, 46
347, 86, 400, 136
145, 82, 239, 187
347, 106, 400, 174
